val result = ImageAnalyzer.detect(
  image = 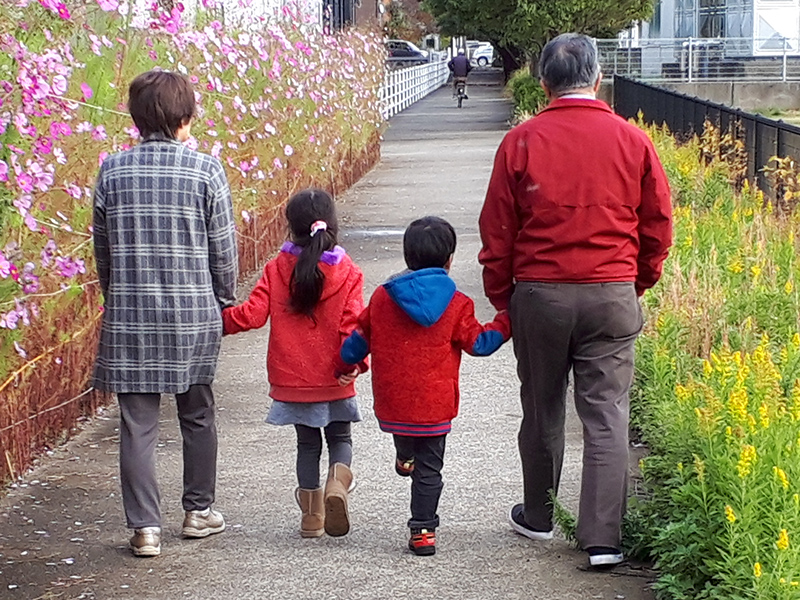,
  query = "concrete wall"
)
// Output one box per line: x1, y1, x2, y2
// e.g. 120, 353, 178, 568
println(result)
638, 81, 800, 111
